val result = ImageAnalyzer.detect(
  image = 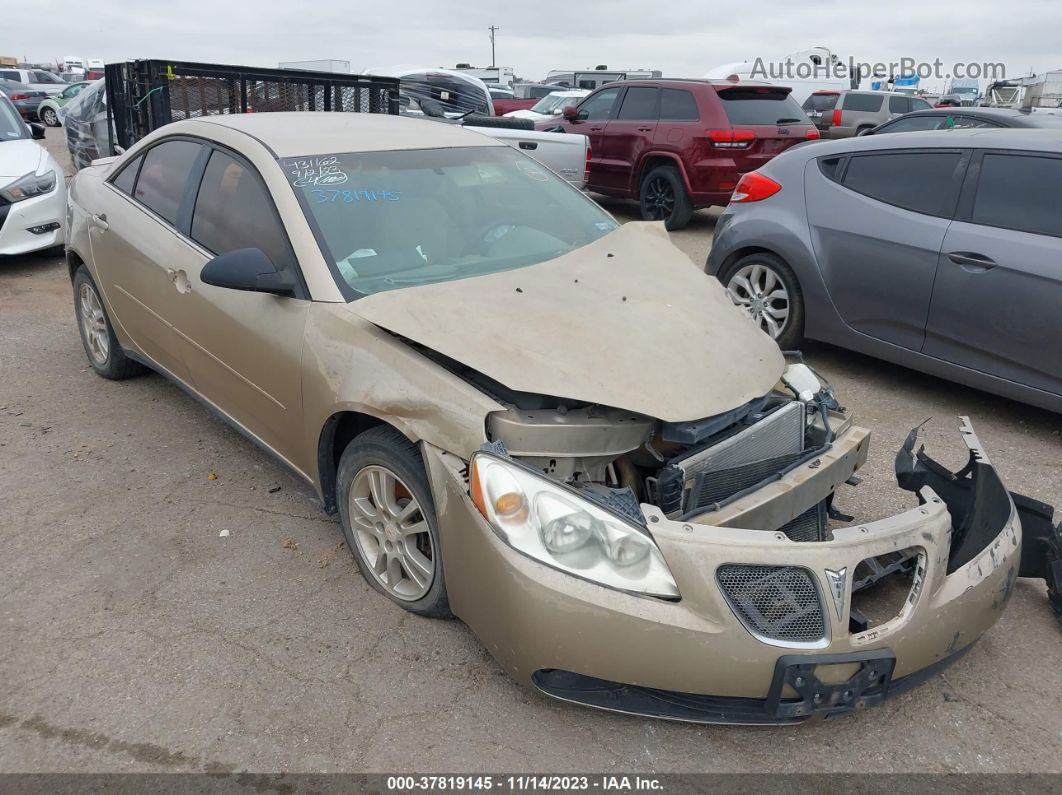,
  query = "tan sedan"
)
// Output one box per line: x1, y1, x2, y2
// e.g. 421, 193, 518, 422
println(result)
65, 112, 1057, 723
